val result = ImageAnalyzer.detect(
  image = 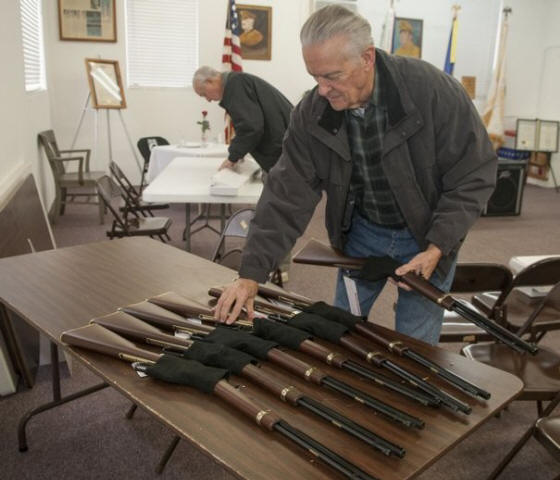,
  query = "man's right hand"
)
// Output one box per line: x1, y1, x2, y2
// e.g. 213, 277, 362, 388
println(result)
214, 278, 258, 324
218, 158, 236, 170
